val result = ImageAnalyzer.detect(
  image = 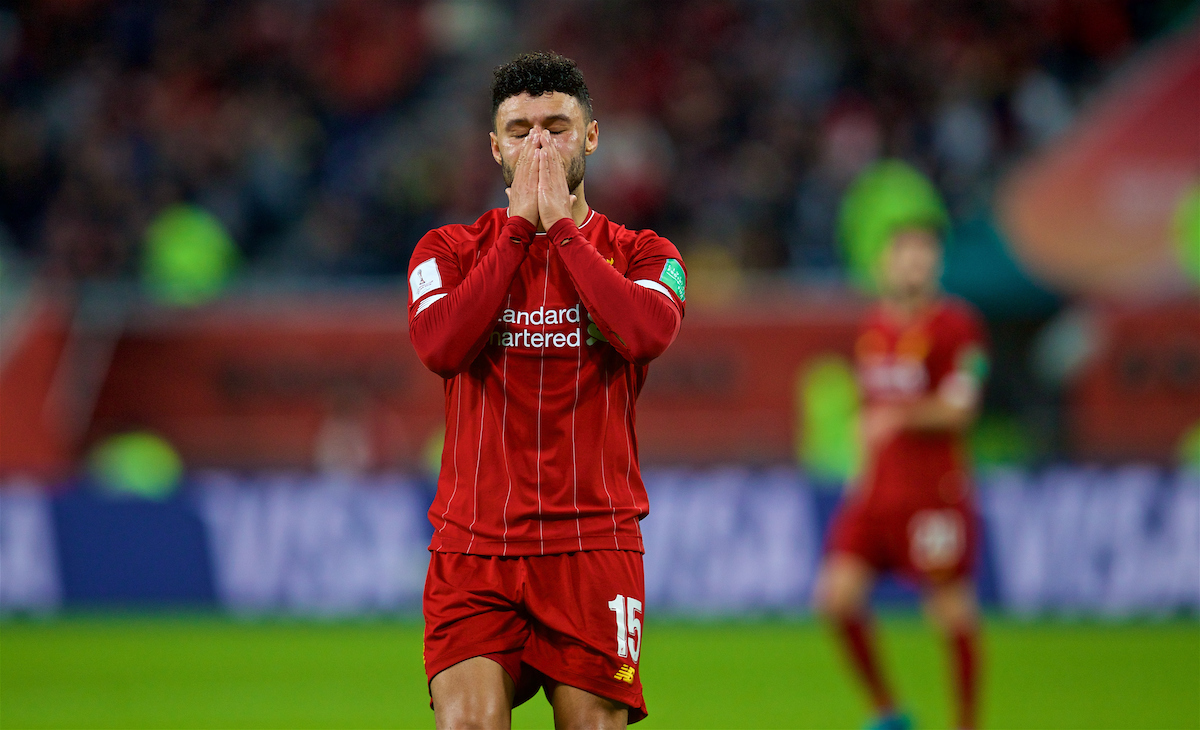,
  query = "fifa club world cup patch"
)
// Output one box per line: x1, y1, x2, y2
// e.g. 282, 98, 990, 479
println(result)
659, 259, 686, 301
410, 257, 442, 301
